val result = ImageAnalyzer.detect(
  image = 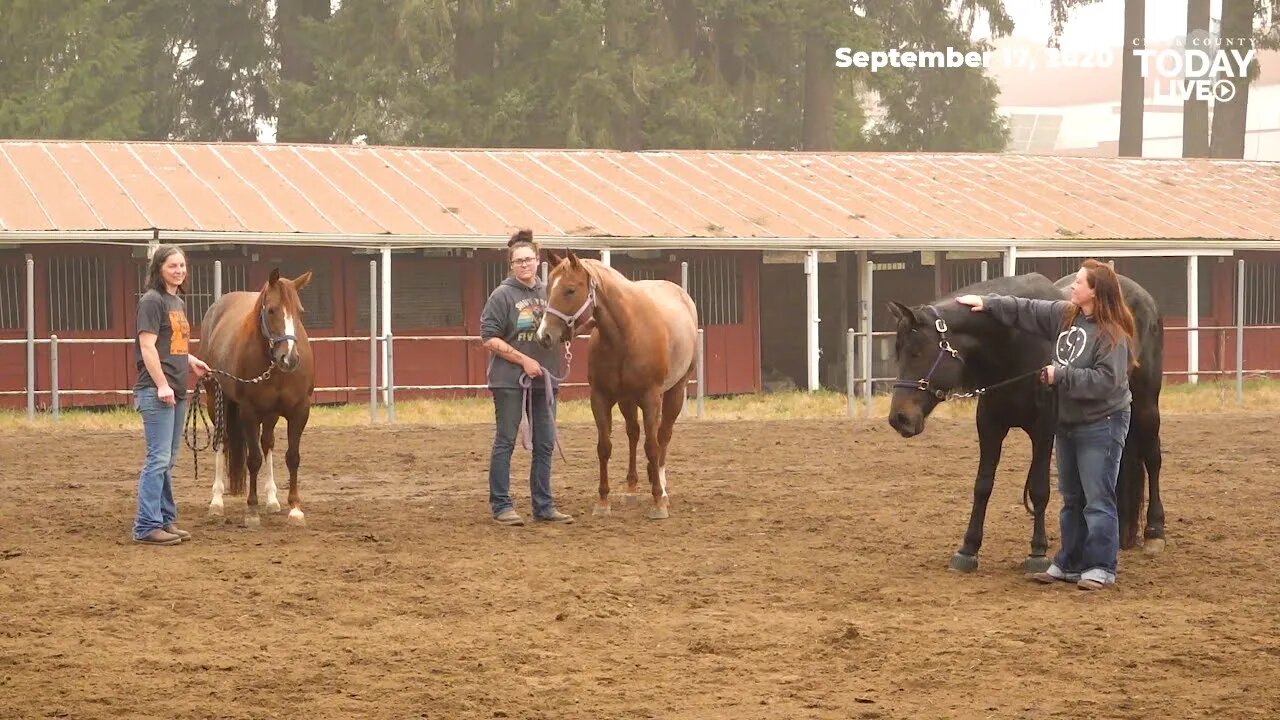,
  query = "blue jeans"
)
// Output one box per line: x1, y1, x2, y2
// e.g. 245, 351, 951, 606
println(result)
133, 387, 187, 539
488, 387, 557, 518
1053, 409, 1131, 583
